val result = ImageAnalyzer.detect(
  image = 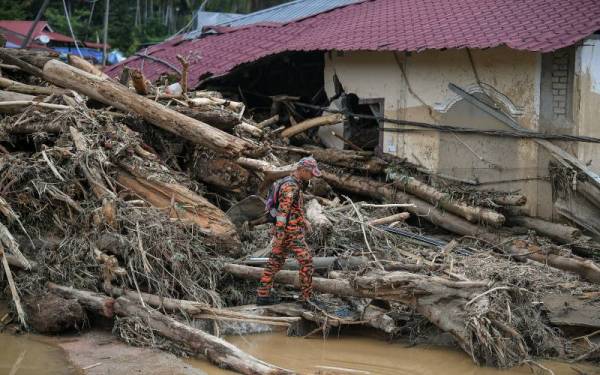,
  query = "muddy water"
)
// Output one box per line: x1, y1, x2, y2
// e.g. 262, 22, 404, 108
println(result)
190, 332, 600, 375
0, 333, 78, 375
